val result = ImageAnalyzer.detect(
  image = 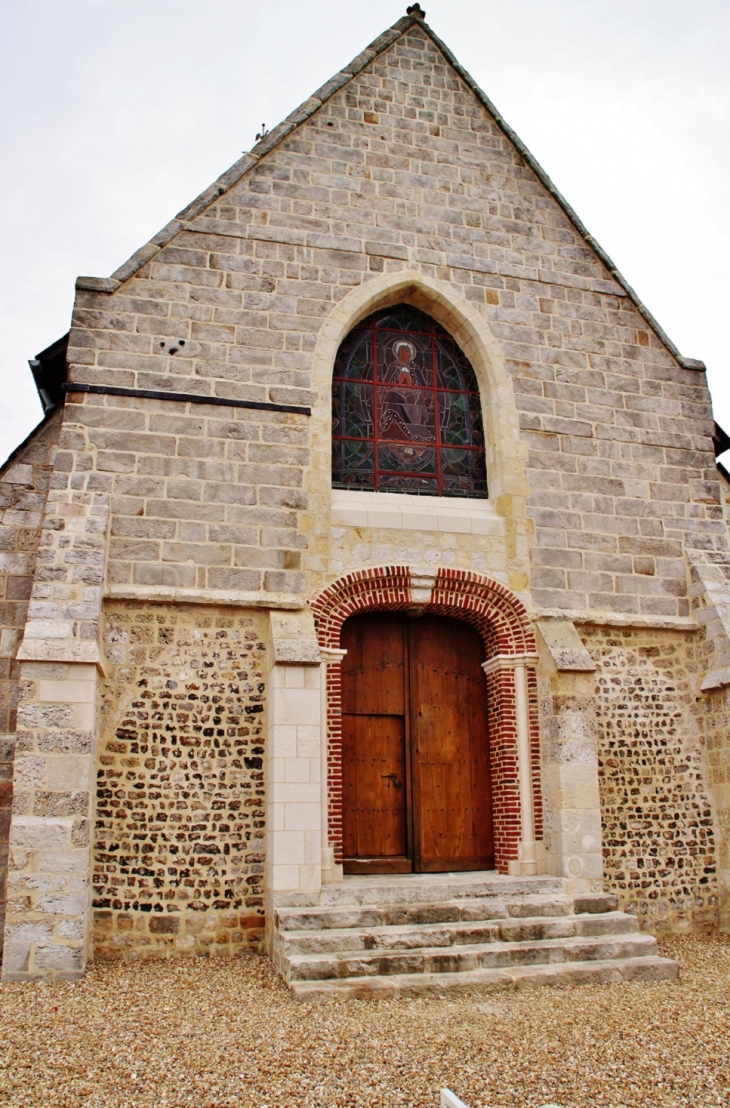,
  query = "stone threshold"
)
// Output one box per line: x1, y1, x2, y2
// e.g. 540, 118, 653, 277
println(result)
273, 871, 564, 911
